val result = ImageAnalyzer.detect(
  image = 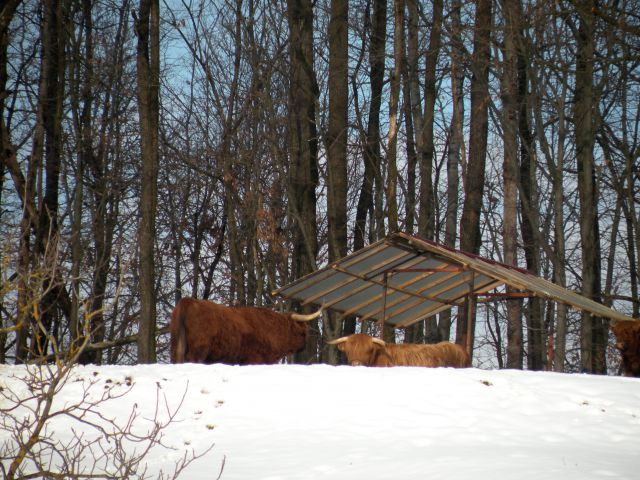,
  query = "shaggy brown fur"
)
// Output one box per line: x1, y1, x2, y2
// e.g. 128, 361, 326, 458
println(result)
330, 333, 471, 368
611, 320, 640, 377
170, 297, 318, 365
